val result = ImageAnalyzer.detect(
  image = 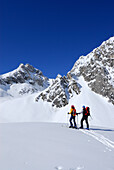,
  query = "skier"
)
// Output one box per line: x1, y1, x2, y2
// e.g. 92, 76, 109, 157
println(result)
79, 106, 90, 129
68, 105, 77, 128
